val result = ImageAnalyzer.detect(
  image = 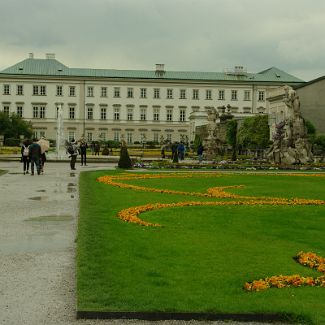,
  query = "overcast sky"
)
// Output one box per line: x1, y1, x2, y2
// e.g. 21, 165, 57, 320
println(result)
1, 0, 325, 81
